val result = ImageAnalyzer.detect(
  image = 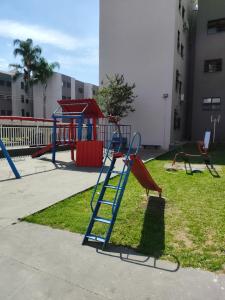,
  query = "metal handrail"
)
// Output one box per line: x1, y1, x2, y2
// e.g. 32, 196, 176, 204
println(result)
111, 132, 141, 213
90, 131, 123, 212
